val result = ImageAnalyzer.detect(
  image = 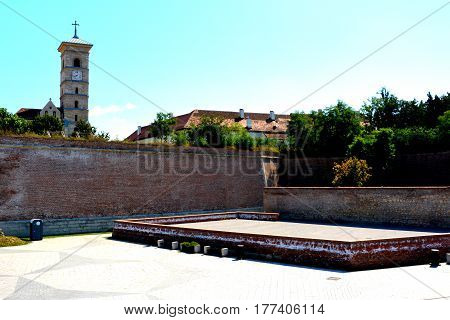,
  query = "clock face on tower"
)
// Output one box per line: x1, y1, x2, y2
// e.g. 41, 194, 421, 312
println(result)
72, 70, 82, 81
